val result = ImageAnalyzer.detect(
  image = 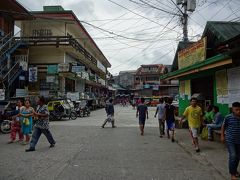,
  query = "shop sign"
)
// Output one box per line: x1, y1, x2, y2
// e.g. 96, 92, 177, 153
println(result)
144, 84, 150, 89
178, 37, 206, 69
58, 63, 69, 72
47, 65, 58, 74
72, 66, 85, 73
29, 67, 37, 82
